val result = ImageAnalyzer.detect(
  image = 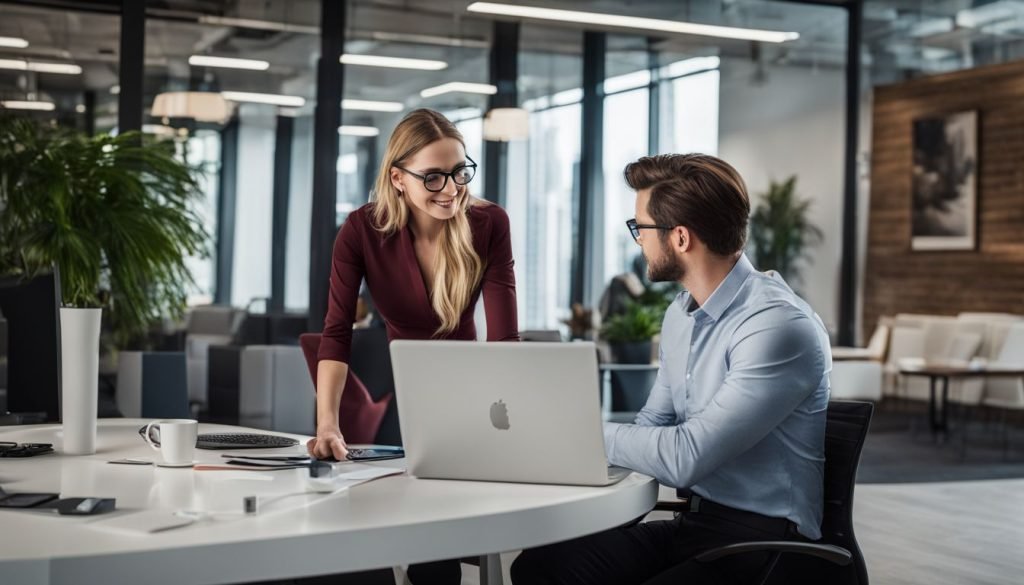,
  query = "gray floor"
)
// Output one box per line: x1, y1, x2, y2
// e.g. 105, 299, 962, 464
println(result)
460, 479, 1024, 585
854, 478, 1024, 585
